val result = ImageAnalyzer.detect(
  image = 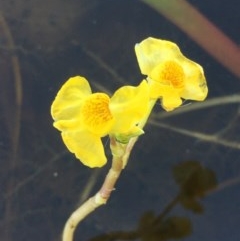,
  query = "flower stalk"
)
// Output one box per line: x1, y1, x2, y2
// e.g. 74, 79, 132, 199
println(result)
62, 139, 128, 241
